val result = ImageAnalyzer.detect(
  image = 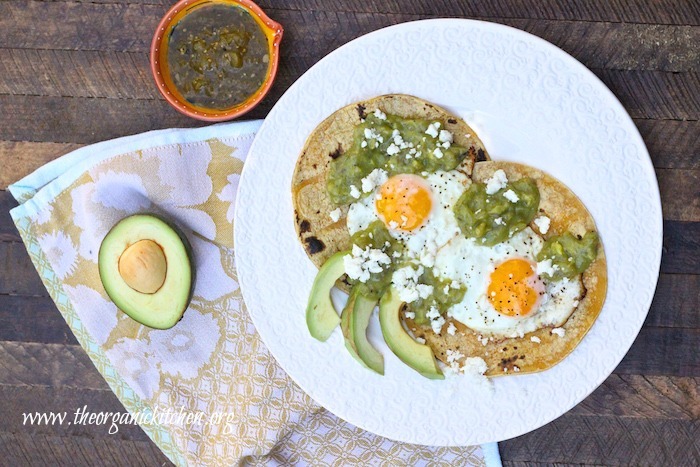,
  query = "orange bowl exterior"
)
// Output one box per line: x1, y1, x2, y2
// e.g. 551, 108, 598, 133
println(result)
150, 0, 283, 122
